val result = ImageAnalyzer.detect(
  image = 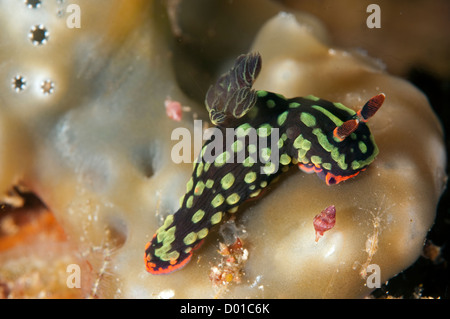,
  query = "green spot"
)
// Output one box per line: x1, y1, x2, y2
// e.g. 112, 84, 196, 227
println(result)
165, 251, 180, 262
280, 153, 291, 165
300, 112, 316, 127
196, 162, 204, 178
192, 209, 205, 223
156, 215, 174, 241
293, 134, 304, 149
186, 195, 194, 209
211, 194, 224, 208
248, 144, 257, 154
257, 124, 272, 137
262, 162, 277, 175
197, 228, 209, 239
277, 137, 284, 149
257, 90, 268, 97
154, 243, 171, 257
236, 123, 252, 138
311, 155, 322, 165
266, 99, 276, 108
305, 95, 320, 101
277, 111, 288, 126
250, 189, 261, 198
165, 226, 176, 242
221, 172, 235, 190
156, 225, 176, 246
353, 135, 378, 169
331, 148, 339, 160
231, 140, 244, 153
194, 181, 205, 196
338, 157, 348, 170
298, 148, 308, 160
203, 162, 211, 173
289, 102, 300, 108
301, 139, 312, 151
226, 193, 241, 205
211, 212, 223, 225
243, 156, 256, 167
359, 141, 368, 154
323, 163, 332, 170
154, 245, 171, 259
333, 102, 356, 116
179, 194, 185, 207
331, 148, 347, 170
351, 160, 361, 170
281, 133, 288, 141
240, 122, 254, 130
186, 178, 193, 193
244, 171, 257, 184
312, 105, 343, 127
205, 179, 214, 189
260, 181, 268, 188
312, 128, 334, 152
260, 148, 272, 162
294, 134, 312, 151
183, 232, 198, 245
162, 214, 174, 229
200, 145, 208, 158
228, 206, 238, 213
214, 151, 230, 167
